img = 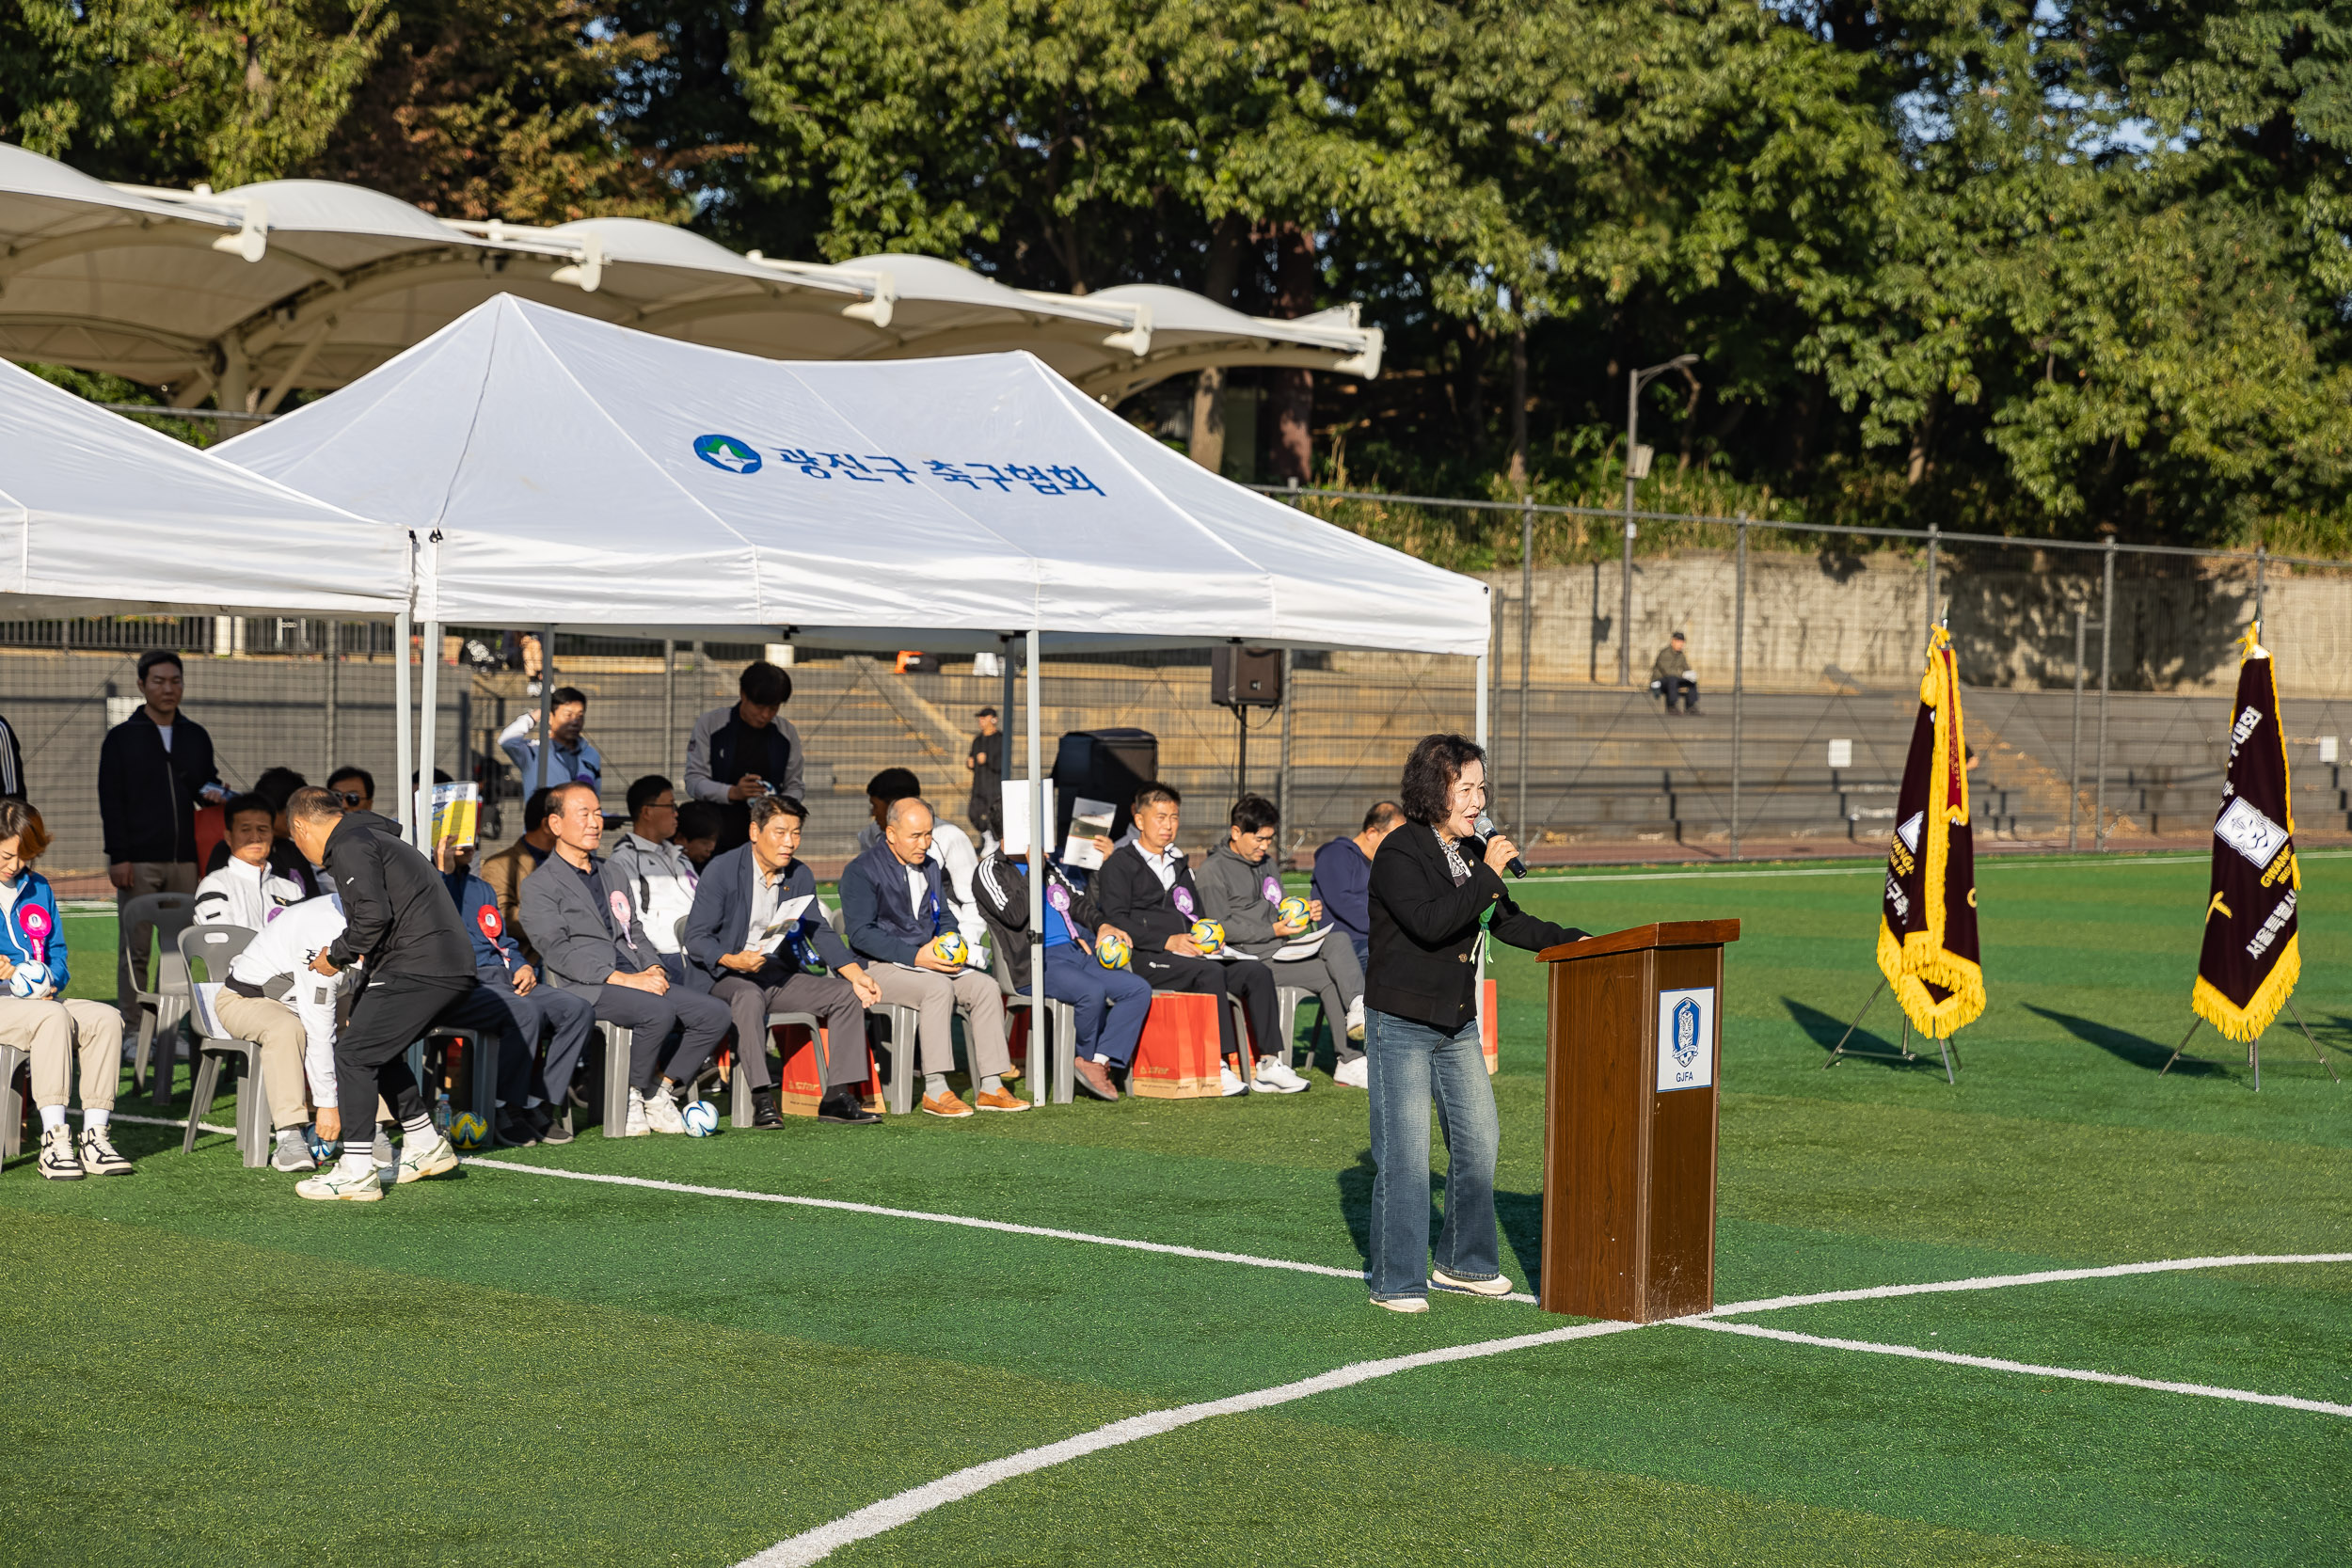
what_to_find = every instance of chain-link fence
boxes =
[11,492,2351,890]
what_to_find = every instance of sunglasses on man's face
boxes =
[334,791,366,807]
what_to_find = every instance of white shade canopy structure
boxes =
[0,142,1383,412]
[0,353,408,617]
[215,294,1484,657]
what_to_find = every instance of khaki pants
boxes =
[213,992,313,1132]
[0,995,124,1110]
[118,861,199,1024]
[869,964,1011,1079]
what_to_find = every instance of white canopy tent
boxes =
[216,295,1489,1101]
[0,142,1382,410]
[0,353,409,618]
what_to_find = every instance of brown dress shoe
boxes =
[1071,1057,1120,1101]
[973,1085,1029,1113]
[920,1088,974,1118]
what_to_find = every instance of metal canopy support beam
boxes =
[1025,624,1045,1106]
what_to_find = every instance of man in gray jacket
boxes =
[522,783,733,1135]
[1196,794,1362,1086]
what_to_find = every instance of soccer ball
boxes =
[682,1100,720,1137]
[1276,895,1311,927]
[446,1111,490,1150]
[1189,920,1226,956]
[931,931,970,967]
[1096,934,1132,970]
[5,961,51,999]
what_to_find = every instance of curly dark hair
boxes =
[1399,734,1486,827]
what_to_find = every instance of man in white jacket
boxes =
[193,794,310,931]
[196,895,358,1172]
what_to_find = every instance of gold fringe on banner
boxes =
[1877,626,1986,1039]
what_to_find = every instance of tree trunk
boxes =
[1268,222,1317,483]
[1508,325,1529,497]
[1189,218,1248,473]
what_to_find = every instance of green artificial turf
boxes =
[2,855,2345,1567]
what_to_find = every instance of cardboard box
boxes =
[1129,991,1223,1099]
[766,1023,883,1117]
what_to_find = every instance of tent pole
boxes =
[999,633,1015,846]
[419,620,441,846]
[538,623,557,795]
[395,608,415,842]
[662,639,676,770]
[1025,625,1045,1106]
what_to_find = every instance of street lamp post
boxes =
[1619,354,1698,685]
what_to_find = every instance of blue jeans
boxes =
[1365,1006,1502,1301]
[1023,943,1153,1068]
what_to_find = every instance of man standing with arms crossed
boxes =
[99,650,228,1026]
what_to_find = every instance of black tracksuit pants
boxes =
[1133,949,1278,1062]
[335,973,520,1131]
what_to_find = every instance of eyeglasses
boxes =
[333,791,366,807]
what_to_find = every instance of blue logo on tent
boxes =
[693,434,761,474]
[1670,998,1702,1068]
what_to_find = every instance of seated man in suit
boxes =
[837,796,1024,1118]
[684,792,882,1127]
[1091,783,1296,1097]
[521,783,732,1136]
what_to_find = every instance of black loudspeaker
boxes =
[1050,728,1159,844]
[1212,645,1284,708]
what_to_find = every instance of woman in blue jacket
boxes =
[0,800,132,1180]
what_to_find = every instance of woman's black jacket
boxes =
[1366,820,1582,1033]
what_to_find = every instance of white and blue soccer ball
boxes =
[6,961,53,999]
[682,1100,720,1137]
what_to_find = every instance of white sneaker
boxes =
[394,1133,460,1184]
[643,1084,688,1135]
[1345,996,1366,1041]
[623,1087,650,1136]
[1371,1295,1428,1314]
[1331,1055,1369,1089]
[78,1126,135,1177]
[1218,1065,1249,1098]
[297,1160,384,1202]
[271,1130,317,1173]
[1251,1056,1309,1094]
[36,1125,83,1180]
[1429,1267,1514,1297]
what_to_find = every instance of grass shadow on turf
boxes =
[2023,1004,2222,1076]
[1780,997,1948,1074]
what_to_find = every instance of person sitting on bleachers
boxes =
[1650,632,1699,713]
[1198,793,1365,1083]
[195,792,313,929]
[858,768,985,959]
[1092,783,1298,1096]
[684,793,883,1127]
[442,844,595,1145]
[479,785,559,964]
[603,774,702,989]
[0,800,133,1180]
[838,795,1025,1117]
[974,843,1152,1101]
[522,782,733,1136]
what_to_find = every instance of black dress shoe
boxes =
[495,1112,540,1148]
[750,1085,787,1130]
[816,1088,882,1124]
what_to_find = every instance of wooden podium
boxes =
[1536,919,1740,1323]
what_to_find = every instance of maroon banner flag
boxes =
[2193,630,2299,1041]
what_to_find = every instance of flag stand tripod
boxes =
[1821,977,1957,1085]
[2161,1002,2342,1093]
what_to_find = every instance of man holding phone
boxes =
[684,659,804,852]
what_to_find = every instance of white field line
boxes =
[723,1245,2352,1566]
[110,1112,236,1136]
[1680,1318,2352,1418]
[737,1319,1643,1568]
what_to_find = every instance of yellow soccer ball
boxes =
[446,1111,490,1151]
[1276,895,1311,927]
[931,931,970,967]
[1189,919,1226,956]
[1096,934,1132,970]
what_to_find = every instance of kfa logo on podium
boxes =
[1655,987,1716,1092]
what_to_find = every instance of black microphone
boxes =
[1474,811,1527,879]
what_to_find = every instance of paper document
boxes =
[755,895,817,955]
[999,779,1057,857]
[429,781,481,852]
[1268,927,1330,961]
[1059,797,1117,870]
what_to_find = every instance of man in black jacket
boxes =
[284,787,526,1202]
[1091,783,1293,1096]
[99,651,227,1022]
[683,659,805,852]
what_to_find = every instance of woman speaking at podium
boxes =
[1363,734,1582,1312]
